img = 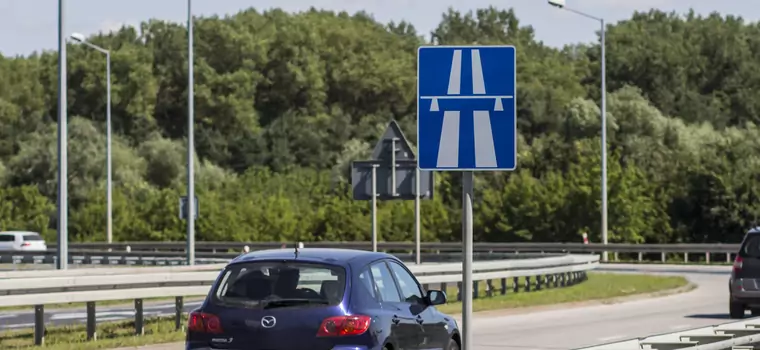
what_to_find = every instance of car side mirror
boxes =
[427,290,447,305]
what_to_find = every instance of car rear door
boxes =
[387,260,448,350]
[369,260,421,350]
[736,233,760,287]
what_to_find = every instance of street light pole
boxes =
[186,0,196,266]
[70,33,113,244]
[106,51,112,245]
[56,0,69,270]
[57,0,69,270]
[548,0,608,262]
[600,18,608,263]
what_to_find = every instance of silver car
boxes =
[0,231,48,252]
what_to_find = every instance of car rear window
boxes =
[22,234,43,241]
[741,234,760,258]
[212,261,346,308]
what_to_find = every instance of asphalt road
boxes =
[478,264,733,349]
[0,264,737,350]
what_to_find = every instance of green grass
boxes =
[0,316,187,350]
[0,272,689,350]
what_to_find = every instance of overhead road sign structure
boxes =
[351,121,433,201]
[351,160,433,201]
[350,120,434,260]
[417,45,517,171]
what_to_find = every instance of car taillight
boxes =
[316,315,371,337]
[734,256,744,273]
[188,312,223,334]
[21,242,31,247]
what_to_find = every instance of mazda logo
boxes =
[261,316,276,328]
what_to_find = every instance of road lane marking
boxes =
[0,322,34,329]
[50,311,136,320]
[145,301,202,310]
[597,335,627,342]
[98,316,127,322]
[670,324,692,330]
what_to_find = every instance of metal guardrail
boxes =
[39,241,742,264]
[43,241,741,252]
[575,318,760,350]
[0,250,562,268]
[0,254,599,345]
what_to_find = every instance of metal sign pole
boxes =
[415,167,421,264]
[371,165,378,252]
[462,171,474,350]
[391,139,397,196]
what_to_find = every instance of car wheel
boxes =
[447,337,460,350]
[730,299,745,319]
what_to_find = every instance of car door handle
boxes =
[392,316,400,324]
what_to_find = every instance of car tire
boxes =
[447,338,460,350]
[730,299,745,319]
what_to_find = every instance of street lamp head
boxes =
[70,32,86,42]
[548,0,565,8]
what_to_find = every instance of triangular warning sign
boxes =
[370,120,416,161]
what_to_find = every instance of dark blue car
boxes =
[186,248,461,350]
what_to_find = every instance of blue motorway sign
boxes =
[417,45,517,171]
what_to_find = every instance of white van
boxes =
[0,231,48,252]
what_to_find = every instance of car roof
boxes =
[229,248,394,268]
[0,231,38,235]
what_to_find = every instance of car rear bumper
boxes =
[730,278,760,306]
[186,343,374,350]
[0,248,47,252]
[15,247,48,252]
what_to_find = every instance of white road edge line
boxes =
[1,322,35,329]
[670,324,692,330]
[597,335,627,342]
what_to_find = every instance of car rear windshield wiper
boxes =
[263,299,329,309]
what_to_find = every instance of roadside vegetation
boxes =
[0,6,759,246]
[0,273,689,349]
